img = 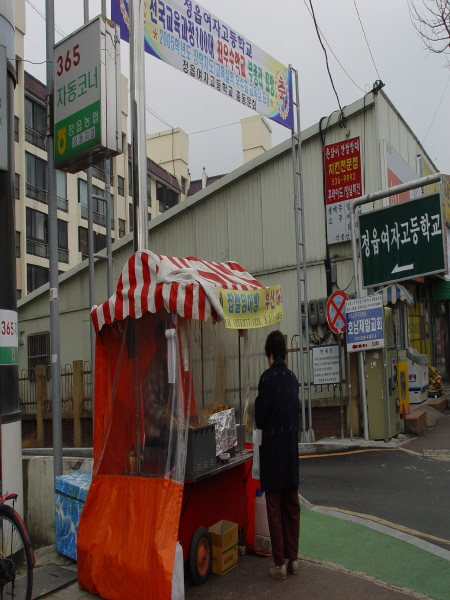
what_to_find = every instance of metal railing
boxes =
[26,238,69,263]
[26,183,47,205]
[25,125,47,151]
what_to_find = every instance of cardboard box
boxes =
[209,520,238,576]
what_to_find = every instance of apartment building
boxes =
[14,68,189,299]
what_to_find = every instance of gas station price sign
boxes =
[346,295,384,353]
[54,16,122,173]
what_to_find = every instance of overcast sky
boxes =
[23,0,450,181]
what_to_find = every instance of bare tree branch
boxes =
[408,0,450,55]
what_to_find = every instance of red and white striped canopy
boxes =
[91,250,266,332]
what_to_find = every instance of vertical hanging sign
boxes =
[54,16,122,173]
[111,0,293,130]
[324,136,363,244]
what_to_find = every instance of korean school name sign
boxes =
[324,136,363,245]
[112,0,294,130]
[359,192,446,287]
[217,285,283,329]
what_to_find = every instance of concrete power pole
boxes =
[0,0,24,517]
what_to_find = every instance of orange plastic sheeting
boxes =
[78,475,183,600]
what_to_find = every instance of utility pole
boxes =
[45,0,63,476]
[0,1,24,517]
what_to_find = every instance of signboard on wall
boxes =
[112,0,293,130]
[324,136,362,244]
[312,344,340,385]
[346,295,384,353]
[382,140,422,205]
[359,193,445,287]
[54,16,122,173]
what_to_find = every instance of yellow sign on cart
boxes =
[217,285,283,329]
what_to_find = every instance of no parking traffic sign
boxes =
[326,291,348,333]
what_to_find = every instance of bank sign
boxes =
[112,0,293,130]
[54,16,122,173]
[359,193,445,288]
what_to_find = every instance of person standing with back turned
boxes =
[255,330,300,580]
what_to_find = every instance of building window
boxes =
[119,218,126,238]
[56,170,68,212]
[157,182,179,213]
[129,203,134,232]
[14,173,20,199]
[79,180,114,229]
[14,116,19,142]
[79,226,88,258]
[118,176,125,196]
[147,172,152,206]
[27,331,50,372]
[181,176,187,195]
[128,160,133,196]
[27,264,49,294]
[78,227,109,257]
[57,219,69,263]
[24,97,46,150]
[26,207,48,258]
[15,231,20,258]
[92,160,114,185]
[26,152,47,204]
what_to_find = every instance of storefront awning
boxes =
[376,283,414,306]
[432,279,450,301]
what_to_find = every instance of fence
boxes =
[19,360,92,447]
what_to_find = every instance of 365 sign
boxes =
[54,16,122,173]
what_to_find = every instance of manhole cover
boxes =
[423,449,450,457]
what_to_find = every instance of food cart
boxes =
[77,250,283,599]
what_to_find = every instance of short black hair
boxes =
[265,330,286,360]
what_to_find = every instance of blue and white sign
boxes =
[346,295,384,353]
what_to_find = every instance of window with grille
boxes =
[27,331,50,372]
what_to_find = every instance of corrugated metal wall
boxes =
[18,91,438,392]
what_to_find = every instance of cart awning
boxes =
[91,250,267,332]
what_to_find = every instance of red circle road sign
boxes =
[327,291,348,333]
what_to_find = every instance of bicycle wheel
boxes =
[0,505,33,600]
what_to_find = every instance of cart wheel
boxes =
[189,526,211,585]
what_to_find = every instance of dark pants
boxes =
[265,486,300,566]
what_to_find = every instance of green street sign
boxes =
[359,192,446,287]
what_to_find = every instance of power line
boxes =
[302,0,365,94]
[189,122,240,135]
[353,0,381,80]
[307,0,344,114]
[26,0,67,39]
[423,70,450,142]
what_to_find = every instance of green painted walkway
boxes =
[300,507,450,600]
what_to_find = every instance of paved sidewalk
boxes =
[35,403,450,600]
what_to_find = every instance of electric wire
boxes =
[302,0,365,94]
[26,0,67,39]
[353,0,381,80]
[307,0,344,114]
[423,69,450,142]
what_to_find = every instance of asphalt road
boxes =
[298,448,450,551]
